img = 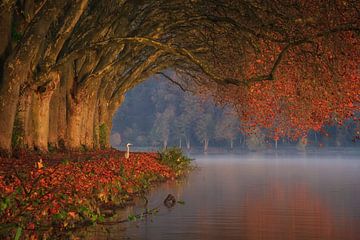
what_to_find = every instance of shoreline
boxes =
[0,149,191,239]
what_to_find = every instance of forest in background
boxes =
[111,76,359,152]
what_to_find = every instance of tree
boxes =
[215,108,239,150]
[195,102,217,152]
[175,93,203,150]
[150,106,176,149]
[245,127,266,151]
[0,0,358,155]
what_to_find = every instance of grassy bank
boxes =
[0,148,192,239]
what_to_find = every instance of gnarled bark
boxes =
[0,0,68,153]
[31,72,60,151]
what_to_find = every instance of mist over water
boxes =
[97,148,360,240]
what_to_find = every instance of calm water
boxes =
[88,148,360,240]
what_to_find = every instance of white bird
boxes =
[125,143,132,159]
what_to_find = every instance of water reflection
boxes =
[242,183,356,240]
[90,149,360,240]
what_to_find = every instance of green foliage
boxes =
[14,227,22,240]
[177,200,185,205]
[0,197,11,213]
[99,123,108,149]
[127,214,137,222]
[157,147,192,176]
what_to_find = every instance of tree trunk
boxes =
[57,83,67,149]
[31,72,60,152]
[0,0,68,154]
[67,101,83,150]
[0,4,12,57]
[81,96,97,149]
[14,87,33,150]
[93,100,100,150]
[186,137,191,150]
[230,138,234,150]
[98,99,111,149]
[31,94,50,152]
[48,88,60,149]
[204,138,209,153]
[163,139,168,149]
[97,93,125,149]
[0,67,22,154]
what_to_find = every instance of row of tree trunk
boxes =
[0,0,171,155]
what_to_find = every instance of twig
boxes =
[97,206,160,226]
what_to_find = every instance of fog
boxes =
[90,148,360,240]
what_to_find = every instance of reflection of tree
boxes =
[242,183,357,240]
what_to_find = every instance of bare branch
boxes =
[156,72,188,92]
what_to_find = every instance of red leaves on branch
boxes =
[209,30,360,140]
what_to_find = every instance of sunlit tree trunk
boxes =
[98,99,111,149]
[15,88,33,150]
[48,88,60,149]
[31,72,60,152]
[104,94,125,149]
[81,96,97,149]
[67,101,83,150]
[0,62,24,153]
[57,84,68,149]
[93,103,100,150]
[0,0,67,154]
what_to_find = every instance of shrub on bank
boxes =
[0,150,185,239]
[157,147,193,177]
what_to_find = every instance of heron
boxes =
[125,143,132,159]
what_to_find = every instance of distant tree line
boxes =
[112,77,359,151]
[112,76,242,152]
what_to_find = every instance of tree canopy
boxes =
[0,0,359,154]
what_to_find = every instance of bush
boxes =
[157,147,192,177]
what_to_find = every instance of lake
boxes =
[87,148,360,240]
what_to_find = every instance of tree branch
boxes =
[156,72,188,92]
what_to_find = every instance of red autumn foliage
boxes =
[205,29,360,140]
[0,150,175,238]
